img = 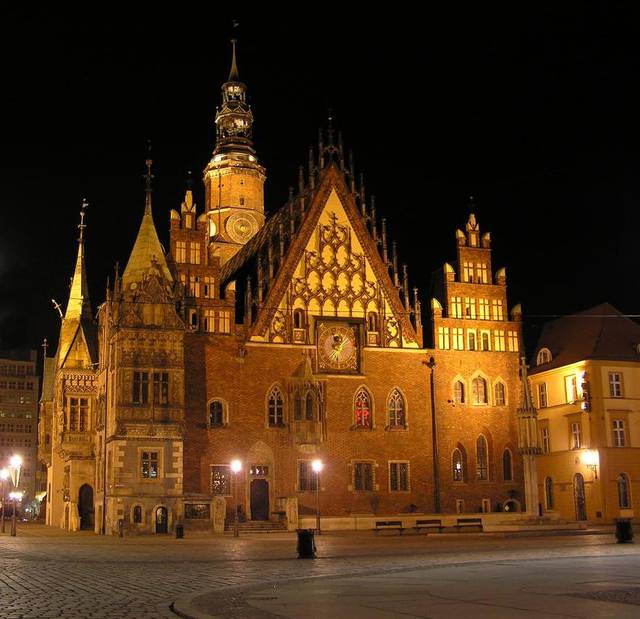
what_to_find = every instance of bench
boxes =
[414,519,443,533]
[374,520,404,534]
[455,517,483,531]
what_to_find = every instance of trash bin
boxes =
[175,524,184,539]
[296,528,316,559]
[615,518,633,543]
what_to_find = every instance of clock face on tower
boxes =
[226,212,258,244]
[316,321,361,374]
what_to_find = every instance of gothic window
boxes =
[367,311,378,332]
[613,419,626,447]
[353,461,374,491]
[132,505,142,524]
[545,477,554,510]
[536,348,552,365]
[293,308,305,329]
[480,331,490,351]
[389,461,409,492]
[618,473,631,508]
[210,465,232,495]
[472,377,488,405]
[502,449,513,481]
[494,382,506,406]
[298,461,318,492]
[454,381,465,405]
[467,330,477,351]
[294,395,302,421]
[267,386,285,427]
[354,388,372,428]
[133,372,149,404]
[68,397,89,432]
[452,449,464,481]
[305,392,315,421]
[153,372,169,405]
[476,436,488,481]
[387,389,405,428]
[141,451,159,479]
[209,400,225,427]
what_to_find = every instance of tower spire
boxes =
[144,141,153,215]
[228,38,240,81]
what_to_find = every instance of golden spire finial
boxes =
[228,38,240,81]
[144,140,153,214]
[78,198,88,243]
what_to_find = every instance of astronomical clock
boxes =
[226,211,259,244]
[316,320,361,374]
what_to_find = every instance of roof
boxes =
[529,302,640,373]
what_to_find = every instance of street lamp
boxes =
[0,468,9,533]
[583,449,599,480]
[230,459,242,538]
[8,455,22,537]
[312,459,323,535]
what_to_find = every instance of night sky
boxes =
[1,7,637,359]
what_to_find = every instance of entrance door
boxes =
[155,507,168,533]
[573,473,587,521]
[78,484,94,530]
[250,479,269,520]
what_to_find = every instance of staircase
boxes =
[224,520,288,533]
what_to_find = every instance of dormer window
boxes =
[536,348,552,366]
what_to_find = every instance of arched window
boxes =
[472,377,488,405]
[209,400,225,427]
[454,381,465,405]
[476,435,488,480]
[133,505,142,524]
[618,473,631,508]
[481,332,490,351]
[354,388,372,428]
[387,389,405,427]
[452,449,464,482]
[545,477,554,510]
[502,449,513,481]
[293,308,305,330]
[494,382,506,406]
[305,392,315,421]
[536,347,552,366]
[367,312,378,332]
[468,331,476,351]
[267,386,285,427]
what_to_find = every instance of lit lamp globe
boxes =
[9,455,22,469]
[312,460,323,474]
[230,460,242,474]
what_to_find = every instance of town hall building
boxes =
[39,42,531,534]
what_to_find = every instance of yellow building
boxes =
[529,303,640,523]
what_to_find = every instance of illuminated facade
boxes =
[40,42,531,534]
[529,303,640,523]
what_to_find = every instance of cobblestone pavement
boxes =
[0,524,637,618]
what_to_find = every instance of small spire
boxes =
[468,195,476,214]
[381,218,388,263]
[78,199,88,243]
[327,111,334,147]
[144,141,153,215]
[371,196,378,240]
[519,356,535,411]
[42,337,48,360]
[228,38,240,81]
[186,170,193,191]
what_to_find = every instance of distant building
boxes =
[529,303,640,523]
[0,349,39,502]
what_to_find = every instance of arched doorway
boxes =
[78,484,94,530]
[250,479,269,520]
[573,473,587,521]
[155,506,168,534]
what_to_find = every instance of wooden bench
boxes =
[455,517,483,531]
[374,520,404,534]
[414,519,443,533]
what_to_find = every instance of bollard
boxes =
[175,523,184,539]
[296,528,316,559]
[615,518,633,543]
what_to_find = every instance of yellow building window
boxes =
[494,330,506,351]
[452,328,464,350]
[492,299,504,320]
[437,327,450,350]
[203,309,216,333]
[189,242,201,264]
[203,276,216,299]
[478,299,490,320]
[462,261,474,283]
[507,331,519,352]
[176,241,187,263]
[464,298,476,319]
[475,263,488,284]
[219,311,231,334]
[450,296,462,318]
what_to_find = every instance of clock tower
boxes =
[204,39,266,265]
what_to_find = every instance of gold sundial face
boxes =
[317,321,359,373]
[226,212,258,244]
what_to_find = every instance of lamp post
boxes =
[8,455,22,537]
[0,468,9,533]
[312,459,323,535]
[230,459,242,538]
[424,357,441,513]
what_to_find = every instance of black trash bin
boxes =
[297,528,316,559]
[175,524,184,539]
[615,519,633,543]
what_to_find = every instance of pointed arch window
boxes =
[354,388,372,429]
[132,505,142,524]
[267,386,285,427]
[452,449,464,482]
[387,389,405,428]
[536,348,552,366]
[494,382,506,406]
[545,477,554,510]
[618,473,631,508]
[208,400,225,427]
[454,381,465,405]
[305,392,315,421]
[476,435,489,480]
[472,377,488,405]
[367,312,378,332]
[502,448,513,481]
[293,308,305,330]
